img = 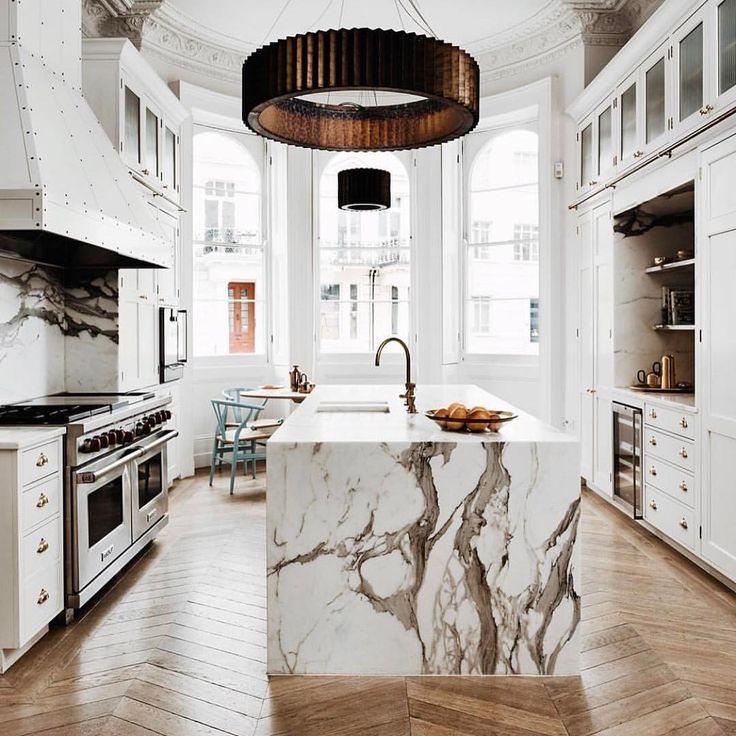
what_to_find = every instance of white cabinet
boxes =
[699,132,736,581]
[576,97,616,193]
[577,200,614,495]
[0,431,65,673]
[642,42,671,152]
[119,299,158,392]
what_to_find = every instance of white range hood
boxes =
[0,0,170,269]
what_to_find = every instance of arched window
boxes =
[465,127,539,356]
[192,128,265,357]
[317,151,411,353]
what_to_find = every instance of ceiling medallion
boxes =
[242,28,480,151]
[338,168,391,211]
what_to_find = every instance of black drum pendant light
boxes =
[338,168,391,211]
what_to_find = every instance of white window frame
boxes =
[191,121,270,368]
[461,113,540,367]
[312,150,414,363]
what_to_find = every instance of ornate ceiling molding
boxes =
[82,0,662,90]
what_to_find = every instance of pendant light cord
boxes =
[260,0,294,45]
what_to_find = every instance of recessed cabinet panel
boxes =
[163,127,176,191]
[645,57,666,144]
[598,106,613,175]
[679,22,704,121]
[580,122,593,188]
[620,83,638,161]
[124,86,141,165]
[719,0,736,96]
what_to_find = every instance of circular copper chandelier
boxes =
[338,168,391,211]
[242,28,480,151]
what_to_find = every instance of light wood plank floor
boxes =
[0,470,735,736]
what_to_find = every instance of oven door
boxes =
[132,429,178,541]
[73,449,139,592]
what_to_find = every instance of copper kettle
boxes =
[660,354,676,389]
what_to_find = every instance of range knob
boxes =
[152,412,162,425]
[142,421,152,435]
[99,434,109,449]
[123,430,134,444]
[134,423,144,438]
[80,438,94,453]
[106,430,117,446]
[114,429,125,444]
[89,436,101,452]
[164,409,172,420]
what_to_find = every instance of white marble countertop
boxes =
[612,387,697,413]
[0,427,65,450]
[269,384,575,444]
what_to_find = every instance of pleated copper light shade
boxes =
[242,28,480,151]
[338,168,391,211]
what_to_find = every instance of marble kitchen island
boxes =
[266,385,580,676]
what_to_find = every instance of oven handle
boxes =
[138,429,179,456]
[75,448,145,484]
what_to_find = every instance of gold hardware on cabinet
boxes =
[679,481,688,492]
[679,518,689,530]
[679,447,688,459]
[633,150,644,158]
[35,452,48,467]
[649,436,657,446]
[142,168,150,175]
[680,417,688,429]
[36,494,49,508]
[649,466,657,476]
[37,538,49,554]
[649,500,657,510]
[588,180,598,186]
[649,409,657,419]
[37,589,49,605]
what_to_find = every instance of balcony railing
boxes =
[320,238,410,267]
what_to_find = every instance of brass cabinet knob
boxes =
[36,538,49,554]
[142,168,150,175]
[679,417,688,429]
[633,150,644,158]
[679,518,689,530]
[679,481,688,493]
[650,409,657,419]
[36,493,49,508]
[35,452,49,467]
[37,589,49,605]
[588,180,598,186]
[680,447,688,459]
[649,500,658,510]
[649,436,657,446]
[649,466,657,476]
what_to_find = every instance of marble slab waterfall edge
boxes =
[267,386,581,676]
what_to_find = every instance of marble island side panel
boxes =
[267,437,580,676]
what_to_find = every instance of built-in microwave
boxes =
[159,308,188,383]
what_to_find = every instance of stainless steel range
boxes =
[0,393,178,617]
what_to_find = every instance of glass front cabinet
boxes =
[576,96,616,193]
[673,7,710,134]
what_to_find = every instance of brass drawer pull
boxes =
[37,589,49,605]
[649,436,657,446]
[36,493,49,508]
[679,518,689,530]
[649,500,657,510]
[649,466,657,476]
[633,150,644,158]
[35,452,49,467]
[679,447,689,459]
[680,417,688,429]
[679,481,688,493]
[37,538,49,554]
[649,409,657,419]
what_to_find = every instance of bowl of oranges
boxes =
[425,403,517,433]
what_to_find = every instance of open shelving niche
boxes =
[612,182,696,392]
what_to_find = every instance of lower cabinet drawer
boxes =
[22,516,61,580]
[21,563,62,645]
[22,475,61,533]
[644,428,695,472]
[21,439,60,487]
[644,486,696,551]
[643,456,695,509]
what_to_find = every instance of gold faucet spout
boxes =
[375,337,417,414]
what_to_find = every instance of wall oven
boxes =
[159,307,187,383]
[612,402,643,518]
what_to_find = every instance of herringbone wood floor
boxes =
[0,470,735,736]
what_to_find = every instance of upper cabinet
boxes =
[570,0,736,199]
[82,39,187,205]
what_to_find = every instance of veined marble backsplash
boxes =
[0,258,118,402]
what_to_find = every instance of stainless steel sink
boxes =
[316,401,390,413]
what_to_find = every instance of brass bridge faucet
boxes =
[375,337,417,414]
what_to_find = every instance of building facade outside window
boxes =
[464,125,539,357]
[192,128,265,358]
[317,151,411,354]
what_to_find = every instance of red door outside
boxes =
[228,281,255,353]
